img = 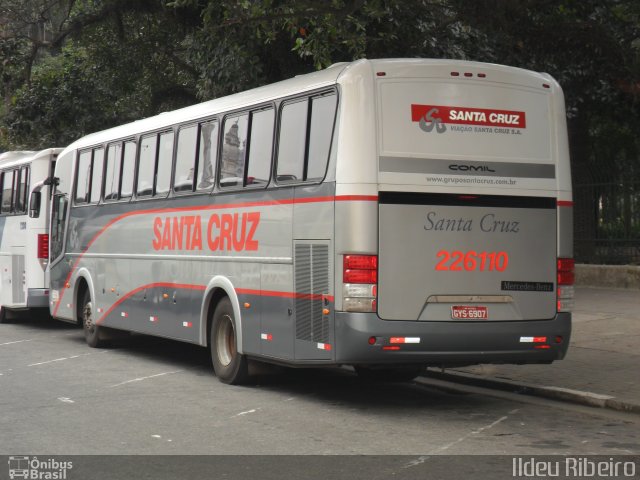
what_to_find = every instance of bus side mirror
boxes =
[29,191,41,218]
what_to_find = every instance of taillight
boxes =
[557,258,574,312]
[37,234,49,259]
[343,255,377,313]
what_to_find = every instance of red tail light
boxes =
[343,255,378,312]
[37,234,49,259]
[557,258,575,312]
[557,258,575,285]
[343,255,378,284]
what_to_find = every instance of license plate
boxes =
[451,306,488,319]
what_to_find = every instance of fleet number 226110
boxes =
[435,250,509,272]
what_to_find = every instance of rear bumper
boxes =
[334,312,571,366]
[26,288,49,308]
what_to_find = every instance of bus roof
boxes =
[61,61,350,154]
[59,58,557,155]
[0,148,63,169]
[0,151,36,164]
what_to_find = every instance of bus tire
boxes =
[210,297,249,385]
[0,305,7,324]
[354,365,423,383]
[81,289,106,348]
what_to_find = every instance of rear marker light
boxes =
[261,333,273,341]
[150,316,158,323]
[121,312,129,318]
[555,336,563,344]
[317,343,332,351]
[535,345,551,350]
[520,336,547,343]
[368,336,377,345]
[390,337,421,344]
[37,234,49,259]
[543,83,551,89]
[376,72,386,77]
[478,73,486,78]
[383,346,401,351]
[182,321,192,328]
[464,72,473,77]
[451,72,460,76]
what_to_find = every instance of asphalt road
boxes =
[0,314,638,457]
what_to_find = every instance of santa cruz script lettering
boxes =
[152,212,260,251]
[424,211,520,233]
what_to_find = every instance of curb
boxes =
[422,370,640,415]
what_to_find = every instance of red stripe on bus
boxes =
[236,288,334,302]
[53,194,374,316]
[93,283,332,325]
[557,200,574,207]
[95,282,205,325]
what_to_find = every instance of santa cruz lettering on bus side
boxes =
[152,211,260,252]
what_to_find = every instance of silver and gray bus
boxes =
[48,59,573,384]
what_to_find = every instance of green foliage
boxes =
[1,0,639,181]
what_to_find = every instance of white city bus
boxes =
[0,148,61,322]
[48,59,573,384]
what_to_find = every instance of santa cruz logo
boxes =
[419,107,447,133]
[411,104,526,133]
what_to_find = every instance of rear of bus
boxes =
[333,59,573,368]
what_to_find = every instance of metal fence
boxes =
[573,179,640,265]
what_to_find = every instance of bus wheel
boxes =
[210,297,248,385]
[354,366,424,383]
[81,290,105,348]
[0,305,7,323]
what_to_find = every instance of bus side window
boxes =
[196,121,217,191]
[16,166,29,213]
[220,114,248,188]
[120,141,136,200]
[90,148,104,204]
[307,93,337,181]
[1,170,14,214]
[104,143,122,201]
[276,100,307,183]
[156,131,174,196]
[246,108,274,187]
[75,150,92,205]
[174,125,198,193]
[137,134,157,198]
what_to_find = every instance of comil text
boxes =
[152,212,260,251]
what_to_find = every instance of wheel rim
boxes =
[83,301,94,334]
[216,313,236,367]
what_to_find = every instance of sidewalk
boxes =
[426,287,640,413]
